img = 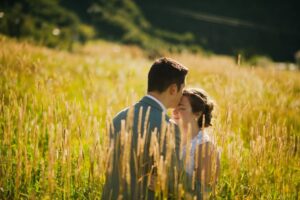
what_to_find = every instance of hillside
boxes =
[136,0,300,61]
[0,35,299,198]
[1,0,299,61]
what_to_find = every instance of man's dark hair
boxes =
[147,57,188,93]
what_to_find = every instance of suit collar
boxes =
[140,95,166,112]
[140,96,171,122]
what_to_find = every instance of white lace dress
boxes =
[182,130,211,176]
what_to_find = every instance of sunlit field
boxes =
[0,35,299,199]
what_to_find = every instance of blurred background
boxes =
[0,0,300,63]
[1,1,300,199]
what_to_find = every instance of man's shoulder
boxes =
[112,102,142,124]
[112,101,142,119]
[113,107,129,121]
[113,99,163,117]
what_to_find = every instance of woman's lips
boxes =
[173,117,180,122]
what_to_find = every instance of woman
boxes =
[173,88,220,198]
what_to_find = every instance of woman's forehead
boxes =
[179,96,190,106]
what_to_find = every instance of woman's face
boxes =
[173,95,197,129]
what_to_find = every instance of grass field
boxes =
[0,35,299,199]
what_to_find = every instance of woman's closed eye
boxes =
[178,107,185,111]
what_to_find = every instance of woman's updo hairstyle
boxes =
[183,88,214,128]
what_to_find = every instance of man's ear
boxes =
[169,83,178,95]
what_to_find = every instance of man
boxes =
[102,57,188,199]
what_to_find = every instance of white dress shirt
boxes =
[145,94,167,113]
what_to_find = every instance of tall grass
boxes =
[0,35,299,199]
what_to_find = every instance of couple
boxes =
[102,57,219,199]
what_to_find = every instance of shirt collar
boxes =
[145,94,167,113]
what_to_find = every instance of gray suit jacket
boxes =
[102,96,181,199]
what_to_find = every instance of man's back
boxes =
[102,96,180,199]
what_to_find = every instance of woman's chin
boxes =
[172,118,180,124]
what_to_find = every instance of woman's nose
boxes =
[173,108,178,115]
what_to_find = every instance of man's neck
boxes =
[147,92,169,109]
